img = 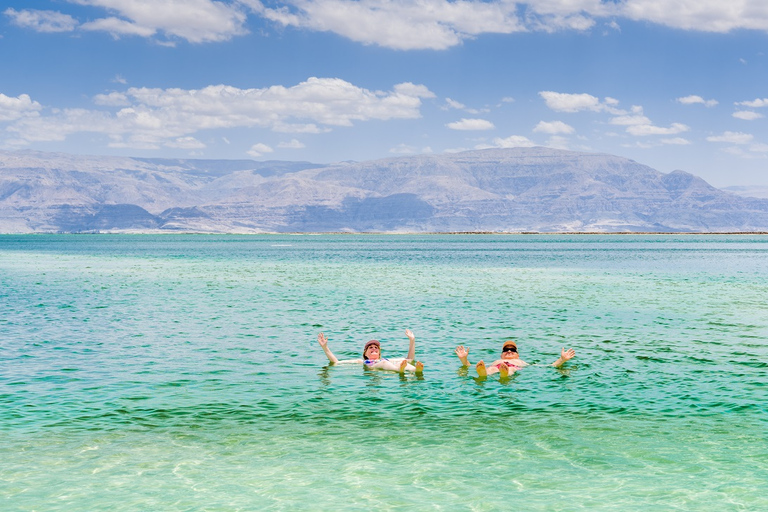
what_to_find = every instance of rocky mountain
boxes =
[2,147,767,233]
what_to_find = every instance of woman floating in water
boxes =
[318,329,424,374]
[455,340,575,377]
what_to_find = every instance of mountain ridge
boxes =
[2,147,768,233]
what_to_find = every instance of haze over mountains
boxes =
[2,147,768,233]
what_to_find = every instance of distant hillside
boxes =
[2,147,768,233]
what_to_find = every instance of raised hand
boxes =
[317,332,328,347]
[561,347,575,361]
[405,329,415,341]
[455,345,469,359]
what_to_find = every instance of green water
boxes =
[1,235,767,510]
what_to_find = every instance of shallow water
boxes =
[1,234,767,510]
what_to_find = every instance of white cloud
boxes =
[446,118,495,130]
[444,98,466,110]
[165,136,206,149]
[6,78,434,149]
[10,1,768,51]
[489,135,537,148]
[4,8,78,32]
[0,93,43,122]
[661,137,691,145]
[72,0,249,43]
[81,17,157,38]
[621,0,768,33]
[277,138,305,148]
[626,122,689,136]
[707,131,754,144]
[610,114,652,126]
[737,98,768,108]
[676,95,718,107]
[533,120,575,134]
[733,110,764,120]
[247,143,274,157]
[93,92,132,107]
[261,0,527,50]
[259,1,768,50]
[539,91,603,112]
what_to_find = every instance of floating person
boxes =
[454,340,575,378]
[317,329,424,374]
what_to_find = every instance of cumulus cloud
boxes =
[661,137,691,145]
[79,0,252,42]
[443,98,466,110]
[539,91,603,112]
[676,95,718,107]
[6,0,252,43]
[621,0,768,33]
[277,138,305,148]
[4,8,78,32]
[261,0,528,50]
[489,135,536,148]
[538,91,626,116]
[93,92,132,107]
[165,136,206,149]
[247,143,274,157]
[737,98,768,108]
[10,1,768,50]
[626,122,689,136]
[606,105,689,137]
[610,113,652,126]
[81,16,157,38]
[733,110,764,120]
[4,78,434,150]
[706,131,754,144]
[446,118,495,130]
[0,93,43,122]
[533,120,575,134]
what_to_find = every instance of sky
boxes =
[2,1,768,187]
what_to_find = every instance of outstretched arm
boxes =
[455,345,471,367]
[317,332,339,364]
[405,329,416,361]
[551,347,575,367]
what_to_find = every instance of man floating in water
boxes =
[318,329,424,375]
[455,340,575,377]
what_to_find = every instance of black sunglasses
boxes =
[502,346,517,353]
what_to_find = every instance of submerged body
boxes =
[318,329,423,374]
[456,340,574,378]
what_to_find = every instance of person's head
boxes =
[501,340,519,359]
[363,340,381,359]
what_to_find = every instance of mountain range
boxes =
[2,147,768,233]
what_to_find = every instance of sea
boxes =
[1,234,766,511]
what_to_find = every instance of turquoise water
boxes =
[1,234,767,510]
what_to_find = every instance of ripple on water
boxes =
[1,234,768,510]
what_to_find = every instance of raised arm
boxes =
[551,347,575,367]
[317,332,339,364]
[405,329,416,361]
[455,345,471,367]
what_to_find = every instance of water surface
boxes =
[1,235,767,510]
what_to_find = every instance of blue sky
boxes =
[2,1,768,187]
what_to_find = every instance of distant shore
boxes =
[4,231,768,236]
